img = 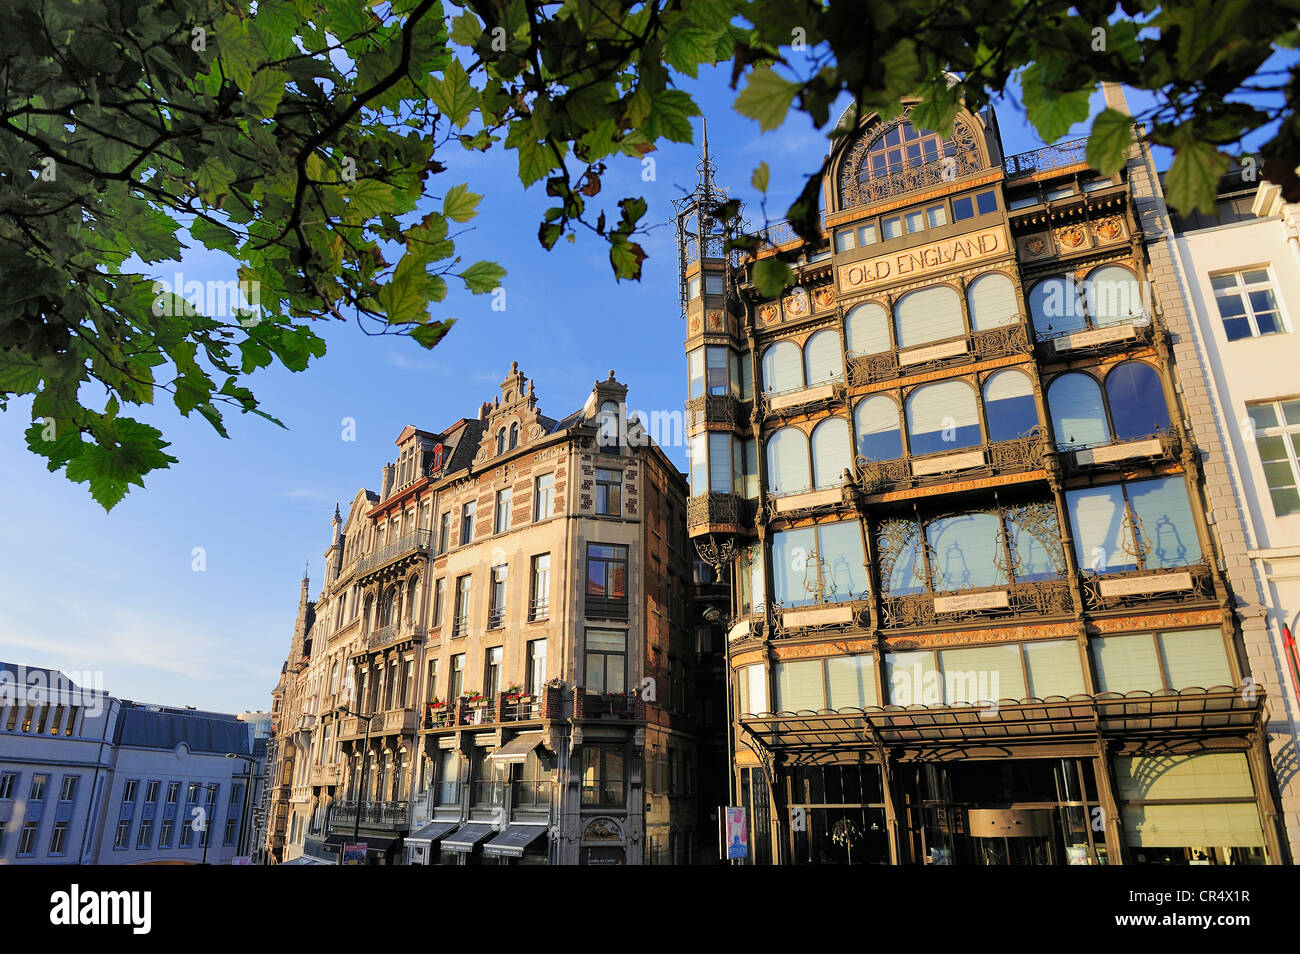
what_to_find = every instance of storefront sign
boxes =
[1098,572,1194,597]
[839,225,1008,293]
[1073,438,1162,466]
[342,843,367,865]
[725,807,748,860]
[933,590,1010,614]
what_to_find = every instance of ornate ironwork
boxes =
[847,352,900,386]
[687,492,753,530]
[876,517,927,597]
[1004,502,1068,577]
[1080,561,1216,612]
[687,393,746,428]
[1003,138,1089,178]
[839,108,984,209]
[695,533,738,574]
[879,579,1073,629]
[853,455,910,495]
[1060,426,1183,469]
[986,427,1049,473]
[758,379,846,421]
[971,320,1032,359]
[852,430,1047,498]
[1034,314,1156,349]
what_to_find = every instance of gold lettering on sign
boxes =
[839,225,1009,293]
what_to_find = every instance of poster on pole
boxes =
[342,843,367,865]
[724,807,748,859]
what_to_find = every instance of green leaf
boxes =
[449,11,482,47]
[1021,63,1093,144]
[1086,109,1134,176]
[643,89,700,144]
[752,257,793,297]
[190,217,241,254]
[1166,140,1230,215]
[609,237,648,280]
[458,261,506,294]
[0,350,42,393]
[429,59,478,129]
[664,27,715,78]
[243,68,290,119]
[442,183,482,223]
[734,67,799,132]
[751,161,770,193]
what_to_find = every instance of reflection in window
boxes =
[844,302,891,356]
[1048,373,1109,448]
[766,427,811,496]
[771,520,867,606]
[810,417,853,489]
[804,330,844,385]
[854,396,903,462]
[906,380,980,455]
[761,340,803,393]
[983,369,1038,441]
[1029,276,1085,337]
[894,285,964,349]
[926,512,1006,590]
[1106,361,1170,439]
[1067,476,1201,574]
[1085,265,1142,325]
[967,272,1019,331]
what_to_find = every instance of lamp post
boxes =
[225,752,258,860]
[336,707,376,865]
[200,782,219,865]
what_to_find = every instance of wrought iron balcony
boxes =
[329,799,409,830]
[848,323,1033,388]
[757,379,845,420]
[878,579,1074,629]
[687,393,750,430]
[1003,138,1089,179]
[1080,561,1216,612]
[1060,427,1182,475]
[853,430,1051,497]
[487,606,505,629]
[687,492,757,534]
[841,146,984,209]
[354,529,434,581]
[528,597,550,622]
[366,620,426,651]
[1035,315,1155,359]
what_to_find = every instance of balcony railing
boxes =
[366,621,426,650]
[487,606,505,629]
[1035,314,1155,357]
[576,692,637,719]
[330,799,409,830]
[847,322,1032,388]
[687,393,750,429]
[687,492,757,533]
[878,579,1074,629]
[451,614,469,638]
[853,430,1051,497]
[354,529,433,580]
[1080,562,1216,612]
[528,598,550,622]
[1003,138,1089,179]
[1060,427,1182,474]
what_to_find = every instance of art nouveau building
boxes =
[681,92,1290,865]
[265,366,703,864]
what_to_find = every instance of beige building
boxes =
[266,365,703,864]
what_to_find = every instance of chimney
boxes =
[380,462,394,500]
[1102,82,1131,117]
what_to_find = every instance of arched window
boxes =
[1048,373,1109,448]
[844,302,891,356]
[859,121,953,183]
[765,427,811,496]
[804,330,844,385]
[1106,361,1170,440]
[1086,265,1142,325]
[380,587,396,627]
[495,428,506,455]
[598,400,620,450]
[508,422,519,449]
[906,380,980,455]
[895,285,964,349]
[761,341,803,394]
[1028,276,1085,337]
[983,369,1038,442]
[967,272,1019,331]
[405,576,418,621]
[810,417,853,488]
[853,396,903,461]
[926,513,1007,590]
[363,594,375,633]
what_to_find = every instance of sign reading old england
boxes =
[838,224,1009,293]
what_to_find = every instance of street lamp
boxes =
[200,782,219,865]
[226,752,258,861]
[336,707,377,865]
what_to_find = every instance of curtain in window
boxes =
[1029,275,1085,337]
[886,651,940,706]
[810,417,853,488]
[688,434,707,496]
[967,272,1019,330]
[894,284,964,348]
[815,520,868,602]
[939,644,1026,703]
[1007,508,1064,581]
[925,512,1006,590]
[983,369,1038,441]
[1128,476,1201,569]
[906,380,980,455]
[772,527,817,606]
[844,302,891,355]
[775,660,825,712]
[884,519,926,595]
[1158,628,1232,689]
[1086,265,1142,325]
[804,329,844,385]
[1048,373,1110,448]
[706,347,730,395]
[761,341,803,393]
[1067,485,1138,573]
[1023,640,1086,697]
[1106,361,1170,440]
[766,427,811,496]
[1091,634,1163,692]
[826,656,876,709]
[738,664,768,714]
[708,432,733,494]
[853,395,903,461]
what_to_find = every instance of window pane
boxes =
[761,341,803,393]
[906,380,980,455]
[926,205,947,228]
[975,190,997,214]
[905,210,924,233]
[1086,265,1142,324]
[1048,373,1110,448]
[894,284,964,348]
[1029,276,1085,337]
[882,217,902,239]
[688,434,707,495]
[810,417,853,489]
[1023,640,1086,697]
[1106,361,1170,440]
[1067,485,1138,573]
[687,348,704,400]
[886,651,940,705]
[1092,634,1163,692]
[883,520,925,596]
[766,427,811,496]
[1159,628,1232,689]
[772,527,817,607]
[952,196,974,220]
[844,302,891,356]
[983,369,1038,442]
[1128,475,1202,569]
[854,396,903,461]
[775,660,824,712]
[826,656,876,709]
[706,347,730,395]
[939,644,1025,703]
[708,433,733,494]
[925,512,1006,590]
[816,520,868,602]
[804,330,844,385]
[967,272,1018,331]
[1007,507,1064,581]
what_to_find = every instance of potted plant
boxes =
[503,685,524,704]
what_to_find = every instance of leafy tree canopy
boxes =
[2,0,1296,507]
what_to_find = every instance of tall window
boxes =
[761,340,803,393]
[771,520,868,606]
[453,575,472,636]
[854,396,903,461]
[459,501,476,546]
[585,629,627,693]
[432,578,446,627]
[530,554,551,620]
[586,544,629,616]
[438,511,451,552]
[438,750,461,805]
[534,473,554,520]
[527,639,548,694]
[1067,476,1203,574]
[1212,268,1284,340]
[844,302,891,356]
[804,330,844,385]
[484,647,503,698]
[967,272,1019,331]
[1247,399,1300,516]
[906,380,981,454]
[894,284,964,348]
[449,654,465,699]
[766,427,811,496]
[581,745,626,807]
[595,469,622,516]
[488,564,508,628]
[983,369,1038,442]
[494,487,512,534]
[509,422,519,449]
[809,417,853,489]
[60,776,79,802]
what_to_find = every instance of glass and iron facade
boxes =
[679,103,1288,865]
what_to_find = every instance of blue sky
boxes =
[0,59,1279,712]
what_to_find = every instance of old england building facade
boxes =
[266,366,702,865]
[681,88,1294,865]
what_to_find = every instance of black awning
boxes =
[488,732,544,764]
[442,823,497,852]
[323,832,398,853]
[406,820,461,845]
[482,824,548,858]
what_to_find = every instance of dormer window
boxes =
[496,428,506,455]
[509,423,519,450]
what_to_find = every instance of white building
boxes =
[1169,173,1300,855]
